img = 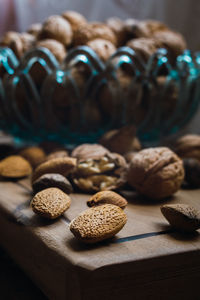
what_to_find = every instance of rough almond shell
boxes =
[0,155,32,178]
[161,204,200,232]
[32,157,77,183]
[87,191,127,209]
[31,187,71,219]
[70,204,127,243]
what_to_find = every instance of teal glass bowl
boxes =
[0,46,200,146]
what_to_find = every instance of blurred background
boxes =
[0,0,200,50]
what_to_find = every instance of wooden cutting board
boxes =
[0,178,200,300]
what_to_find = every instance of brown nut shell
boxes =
[71,144,110,161]
[161,204,200,232]
[19,146,46,168]
[100,125,141,155]
[87,191,127,209]
[62,10,87,32]
[174,134,200,160]
[37,39,67,62]
[38,15,72,46]
[31,187,71,219]
[0,155,32,178]
[32,157,77,183]
[0,31,23,58]
[69,204,127,243]
[86,38,116,62]
[127,147,184,199]
[32,173,73,194]
[27,23,42,37]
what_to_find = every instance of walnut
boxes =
[174,134,200,160]
[73,22,117,46]
[127,147,184,199]
[20,32,36,53]
[37,39,67,62]
[0,31,23,58]
[71,144,110,161]
[86,38,116,62]
[99,125,141,155]
[106,17,130,46]
[62,10,87,32]
[38,15,72,47]
[126,37,162,62]
[71,150,127,192]
[27,23,42,37]
[153,30,186,58]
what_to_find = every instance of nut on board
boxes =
[87,191,127,209]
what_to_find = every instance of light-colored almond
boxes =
[70,204,127,243]
[32,157,77,183]
[31,187,71,219]
[161,204,200,232]
[0,155,32,178]
[19,146,46,168]
[87,191,127,209]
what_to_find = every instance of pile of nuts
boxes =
[0,11,186,64]
[1,129,200,243]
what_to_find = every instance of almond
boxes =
[0,155,32,178]
[161,204,200,232]
[32,157,77,183]
[31,187,71,219]
[69,204,127,243]
[19,146,46,168]
[87,191,127,209]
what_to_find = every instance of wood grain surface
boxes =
[0,177,200,299]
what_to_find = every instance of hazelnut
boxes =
[37,39,67,62]
[99,125,141,155]
[174,134,200,160]
[73,22,117,46]
[127,147,184,199]
[62,10,87,32]
[86,38,116,62]
[38,15,73,47]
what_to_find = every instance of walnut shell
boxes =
[37,39,67,62]
[71,144,110,161]
[127,147,184,199]
[174,134,200,160]
[62,10,87,32]
[38,15,72,47]
[99,125,141,155]
[86,38,116,62]
[73,22,117,46]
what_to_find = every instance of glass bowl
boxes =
[0,45,200,146]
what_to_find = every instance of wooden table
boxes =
[0,178,200,300]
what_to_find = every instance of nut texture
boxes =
[127,147,184,199]
[38,15,72,46]
[71,144,110,161]
[19,146,46,168]
[62,10,87,32]
[100,125,141,155]
[174,134,200,160]
[32,173,73,194]
[31,187,71,219]
[69,204,127,243]
[161,204,200,232]
[0,155,32,178]
[87,191,127,209]
[37,39,67,62]
[86,39,116,62]
[32,157,77,183]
